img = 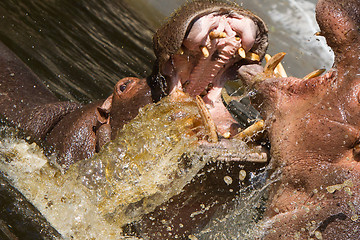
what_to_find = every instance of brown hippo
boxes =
[1,1,270,238]
[0,0,268,170]
[238,0,360,238]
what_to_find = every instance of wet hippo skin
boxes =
[0,40,152,168]
[239,0,360,238]
[0,41,80,140]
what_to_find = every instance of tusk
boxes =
[209,31,227,39]
[264,52,286,75]
[303,69,326,80]
[195,95,218,143]
[221,88,232,105]
[246,52,260,62]
[200,46,210,58]
[265,54,287,77]
[234,120,265,141]
[238,48,246,59]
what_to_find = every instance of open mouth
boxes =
[149,3,268,137]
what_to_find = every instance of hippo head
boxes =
[238,0,360,238]
[147,0,268,136]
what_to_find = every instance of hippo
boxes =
[237,0,360,238]
[0,0,269,238]
[0,0,268,170]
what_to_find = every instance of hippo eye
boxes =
[119,84,127,92]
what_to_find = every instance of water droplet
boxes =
[224,176,233,185]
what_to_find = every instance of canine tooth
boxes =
[200,46,210,58]
[238,48,246,58]
[209,31,227,39]
[195,96,218,143]
[265,54,287,77]
[264,52,286,75]
[303,69,326,80]
[235,120,265,141]
[246,52,260,62]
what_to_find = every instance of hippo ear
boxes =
[316,0,360,51]
[96,94,112,124]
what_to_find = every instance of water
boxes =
[0,0,334,239]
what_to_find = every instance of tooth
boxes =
[238,48,246,58]
[246,52,260,62]
[264,52,286,75]
[265,54,287,77]
[200,46,210,58]
[235,120,265,141]
[209,31,227,39]
[221,88,232,105]
[235,36,241,41]
[195,95,218,143]
[303,69,326,80]
[177,47,185,55]
[223,132,231,139]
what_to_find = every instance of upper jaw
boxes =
[164,12,261,98]
[160,13,265,137]
[148,2,269,137]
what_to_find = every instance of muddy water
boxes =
[0,0,333,239]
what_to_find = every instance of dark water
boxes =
[0,0,332,103]
[0,0,156,102]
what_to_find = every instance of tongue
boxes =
[202,87,240,136]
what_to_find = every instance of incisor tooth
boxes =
[195,95,218,143]
[246,52,260,62]
[303,69,326,80]
[200,46,209,58]
[238,48,246,58]
[209,31,227,39]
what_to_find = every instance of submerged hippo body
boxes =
[239,0,360,238]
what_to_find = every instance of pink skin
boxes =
[162,13,258,136]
